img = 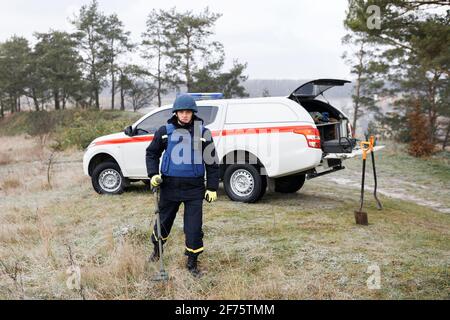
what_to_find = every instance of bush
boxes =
[53,117,133,151]
[407,102,435,157]
[0,109,141,150]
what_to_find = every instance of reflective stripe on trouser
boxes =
[183,198,204,257]
[152,197,204,257]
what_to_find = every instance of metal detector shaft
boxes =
[154,189,165,274]
[152,183,169,281]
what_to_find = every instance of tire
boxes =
[274,174,306,194]
[92,162,125,195]
[223,164,267,203]
[256,174,267,202]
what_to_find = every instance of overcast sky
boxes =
[0,0,353,80]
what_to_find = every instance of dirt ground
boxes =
[0,135,449,300]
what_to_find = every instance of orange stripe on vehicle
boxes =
[94,136,154,146]
[211,130,222,137]
[93,125,315,146]
[219,125,313,136]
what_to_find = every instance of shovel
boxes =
[355,140,371,226]
[151,178,169,282]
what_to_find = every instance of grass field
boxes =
[0,135,449,300]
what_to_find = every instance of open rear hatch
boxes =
[289,79,356,154]
[289,79,351,100]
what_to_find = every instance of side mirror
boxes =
[124,126,134,137]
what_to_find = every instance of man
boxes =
[146,94,219,277]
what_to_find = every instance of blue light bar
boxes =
[183,93,224,101]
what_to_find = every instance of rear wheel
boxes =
[274,174,306,194]
[92,162,125,195]
[223,164,267,203]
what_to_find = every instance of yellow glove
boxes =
[151,175,163,187]
[205,190,217,203]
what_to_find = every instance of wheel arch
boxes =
[88,152,121,177]
[220,150,266,180]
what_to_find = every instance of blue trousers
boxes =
[151,195,204,257]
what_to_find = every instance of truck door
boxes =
[122,109,173,177]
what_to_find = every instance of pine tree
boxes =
[164,8,223,92]
[0,36,31,114]
[33,31,84,110]
[344,0,449,152]
[142,9,182,108]
[103,14,133,110]
[71,0,109,109]
[342,32,384,136]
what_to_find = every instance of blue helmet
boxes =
[172,94,198,113]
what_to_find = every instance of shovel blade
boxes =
[354,210,369,226]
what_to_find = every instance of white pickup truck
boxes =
[83,79,367,203]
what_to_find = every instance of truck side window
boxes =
[135,106,218,136]
[197,106,219,126]
[135,110,173,136]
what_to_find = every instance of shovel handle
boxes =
[360,141,371,160]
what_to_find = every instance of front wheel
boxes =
[223,164,267,203]
[92,162,125,195]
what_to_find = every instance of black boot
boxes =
[149,244,162,262]
[186,256,201,278]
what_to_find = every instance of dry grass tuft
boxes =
[0,153,12,165]
[2,178,21,191]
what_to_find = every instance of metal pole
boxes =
[370,137,383,210]
[152,180,169,282]
[154,189,165,275]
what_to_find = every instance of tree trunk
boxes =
[186,56,191,92]
[10,94,15,113]
[352,42,364,137]
[13,95,17,113]
[443,121,450,151]
[157,88,162,109]
[54,89,60,110]
[111,73,115,110]
[352,79,361,137]
[62,88,67,110]
[185,36,192,92]
[156,50,162,108]
[0,99,4,118]
[157,50,163,108]
[110,38,115,110]
[94,88,100,110]
[120,86,125,111]
[426,75,439,145]
[32,88,40,111]
[17,96,21,112]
